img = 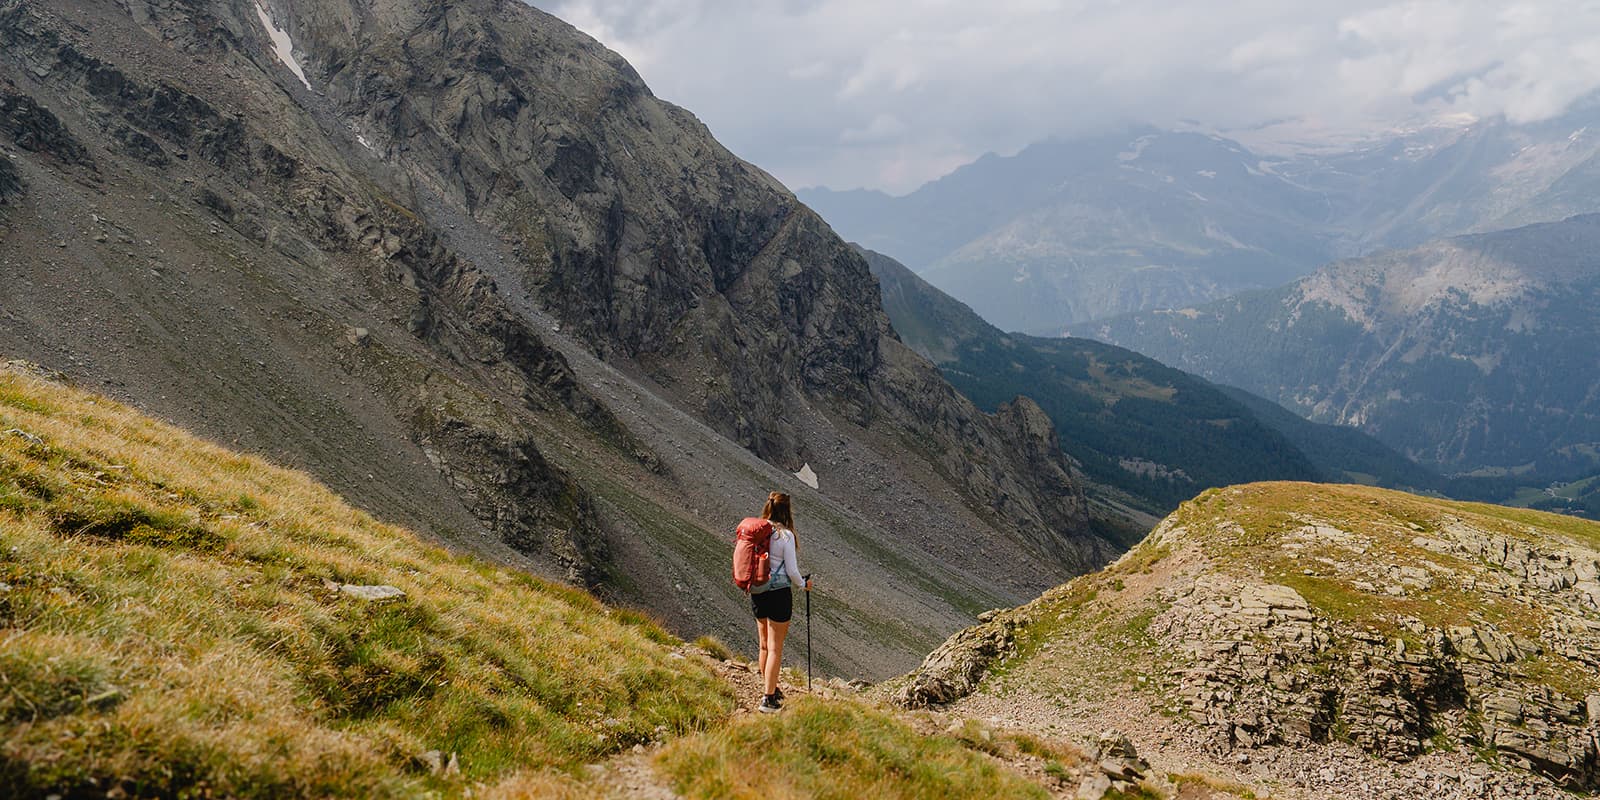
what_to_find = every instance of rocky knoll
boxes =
[895,482,1600,795]
[0,0,1111,674]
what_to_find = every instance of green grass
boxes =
[656,697,1050,800]
[694,635,735,662]
[0,367,736,797]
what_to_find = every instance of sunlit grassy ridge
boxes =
[0,366,735,796]
[980,481,1600,721]
[1175,482,1600,634]
[1174,482,1600,700]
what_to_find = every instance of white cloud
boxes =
[840,113,907,143]
[530,1,1600,193]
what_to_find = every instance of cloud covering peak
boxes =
[532,1,1600,193]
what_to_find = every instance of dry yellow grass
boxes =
[0,365,735,797]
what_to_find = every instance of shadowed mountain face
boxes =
[804,109,1600,332]
[861,247,1435,525]
[0,0,1117,677]
[1078,215,1600,478]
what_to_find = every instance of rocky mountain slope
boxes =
[1300,103,1600,253]
[894,481,1600,798]
[803,104,1600,331]
[1079,214,1600,482]
[865,247,1435,521]
[0,0,1116,678]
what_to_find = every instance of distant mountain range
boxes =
[1077,215,1600,487]
[863,247,1437,527]
[804,104,1600,332]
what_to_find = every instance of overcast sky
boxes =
[530,1,1600,194]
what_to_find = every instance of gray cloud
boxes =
[530,1,1600,193]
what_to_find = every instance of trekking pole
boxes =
[804,573,813,691]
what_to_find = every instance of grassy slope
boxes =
[0,365,1065,799]
[0,365,735,795]
[1172,481,1600,703]
[658,698,1053,800]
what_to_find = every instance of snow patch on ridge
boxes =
[794,463,818,490]
[255,3,312,91]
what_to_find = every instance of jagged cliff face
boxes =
[270,0,883,453]
[273,0,1099,554]
[896,482,1600,795]
[1,0,620,585]
[0,0,1109,676]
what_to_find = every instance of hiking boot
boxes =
[773,688,785,703]
[757,694,782,713]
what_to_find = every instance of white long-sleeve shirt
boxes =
[754,527,803,592]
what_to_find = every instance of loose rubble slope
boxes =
[897,481,1600,797]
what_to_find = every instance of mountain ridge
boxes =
[803,108,1600,331]
[0,0,1114,677]
[1079,213,1600,479]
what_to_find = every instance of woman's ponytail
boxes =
[760,491,795,533]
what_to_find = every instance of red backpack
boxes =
[732,517,774,592]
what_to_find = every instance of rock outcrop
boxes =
[1150,489,1600,790]
[898,482,1600,791]
[896,607,1026,708]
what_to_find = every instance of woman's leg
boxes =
[755,618,770,686]
[763,620,789,695]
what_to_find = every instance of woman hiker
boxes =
[750,491,811,713]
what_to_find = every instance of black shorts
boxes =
[750,586,793,622]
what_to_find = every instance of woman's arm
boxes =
[780,532,804,586]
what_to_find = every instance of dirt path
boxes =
[588,645,808,800]
[586,644,1089,800]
